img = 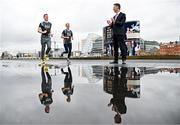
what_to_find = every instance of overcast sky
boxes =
[0,0,180,53]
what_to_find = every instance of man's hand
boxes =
[38,27,47,34]
[39,93,43,99]
[107,20,112,25]
[107,103,112,107]
[65,36,70,39]
[42,30,47,34]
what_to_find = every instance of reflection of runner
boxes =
[38,14,52,63]
[61,23,73,64]
[61,66,74,102]
[39,66,53,113]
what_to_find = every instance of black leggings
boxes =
[62,43,72,58]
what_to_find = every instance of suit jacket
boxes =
[111,12,126,35]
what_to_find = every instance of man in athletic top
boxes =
[61,23,73,63]
[38,14,52,63]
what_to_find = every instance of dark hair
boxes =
[43,14,48,17]
[114,3,121,9]
[114,114,122,124]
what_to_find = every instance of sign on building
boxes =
[103,21,140,56]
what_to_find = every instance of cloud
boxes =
[0,0,179,53]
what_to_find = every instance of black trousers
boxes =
[113,35,127,61]
[61,43,72,58]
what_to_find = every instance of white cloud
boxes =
[0,0,179,53]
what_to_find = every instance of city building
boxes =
[104,21,141,56]
[92,65,103,79]
[91,37,103,56]
[159,41,180,55]
[1,51,13,59]
[141,40,160,52]
[52,48,64,58]
[81,33,102,56]
[80,65,103,83]
[16,52,39,59]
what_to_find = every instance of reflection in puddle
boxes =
[39,66,53,114]
[104,66,140,124]
[61,66,74,103]
[0,61,180,124]
[36,64,180,123]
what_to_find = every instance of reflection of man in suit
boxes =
[61,66,74,102]
[39,66,53,113]
[107,3,127,64]
[107,66,128,124]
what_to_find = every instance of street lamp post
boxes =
[53,40,56,58]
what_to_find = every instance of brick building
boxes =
[159,41,180,55]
